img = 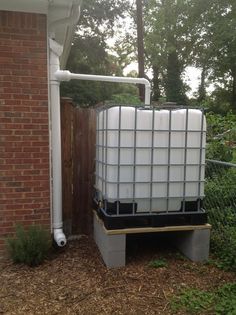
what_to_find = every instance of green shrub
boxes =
[170,283,236,314]
[6,225,51,267]
[210,227,236,271]
[206,140,233,162]
[204,166,236,271]
[215,283,236,314]
[108,93,142,105]
[170,288,214,313]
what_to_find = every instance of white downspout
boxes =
[48,0,81,247]
[49,38,66,247]
[54,71,151,105]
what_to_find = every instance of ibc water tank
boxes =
[95,106,206,224]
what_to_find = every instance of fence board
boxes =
[61,98,74,235]
[61,98,96,235]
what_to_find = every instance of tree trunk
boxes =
[152,65,161,101]
[136,0,145,103]
[231,67,236,112]
[198,66,206,102]
[166,50,186,105]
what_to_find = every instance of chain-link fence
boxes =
[204,159,236,269]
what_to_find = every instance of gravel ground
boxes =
[0,235,235,315]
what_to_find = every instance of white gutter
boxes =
[49,1,81,39]
[54,70,151,105]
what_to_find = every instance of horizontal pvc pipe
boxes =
[55,70,151,105]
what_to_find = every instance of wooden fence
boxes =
[61,98,96,235]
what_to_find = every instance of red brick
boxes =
[0,11,50,255]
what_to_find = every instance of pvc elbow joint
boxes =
[54,70,71,82]
[54,229,67,247]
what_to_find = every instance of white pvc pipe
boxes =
[49,39,67,247]
[55,70,151,105]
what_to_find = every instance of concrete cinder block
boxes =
[94,212,211,267]
[103,250,126,268]
[93,214,126,268]
[173,228,210,262]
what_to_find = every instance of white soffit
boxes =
[0,0,48,14]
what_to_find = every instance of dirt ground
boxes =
[0,235,235,315]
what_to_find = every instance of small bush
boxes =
[148,258,167,268]
[170,288,214,313]
[210,227,236,271]
[170,283,236,314]
[6,225,51,267]
[204,166,236,271]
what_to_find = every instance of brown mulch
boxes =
[0,235,235,315]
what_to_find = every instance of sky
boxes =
[123,62,202,97]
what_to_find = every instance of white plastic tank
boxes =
[95,106,206,213]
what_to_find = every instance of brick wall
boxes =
[0,11,50,256]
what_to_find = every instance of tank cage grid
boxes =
[94,104,207,229]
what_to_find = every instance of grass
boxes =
[170,283,236,314]
[148,258,167,268]
[232,148,236,163]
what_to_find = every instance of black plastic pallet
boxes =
[96,209,208,230]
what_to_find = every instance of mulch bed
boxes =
[0,235,235,315]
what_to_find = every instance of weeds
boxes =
[148,258,167,268]
[170,283,236,314]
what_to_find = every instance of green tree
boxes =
[207,0,236,111]
[144,0,196,104]
[191,0,236,110]
[61,0,136,106]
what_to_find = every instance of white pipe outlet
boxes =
[54,228,67,247]
[55,70,151,105]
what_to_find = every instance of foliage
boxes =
[204,166,236,271]
[206,111,236,140]
[6,225,51,267]
[215,283,236,314]
[143,0,236,108]
[78,0,130,38]
[61,35,116,106]
[209,227,236,272]
[170,283,236,314]
[206,111,236,161]
[108,93,142,105]
[170,288,214,313]
[144,0,193,103]
[206,140,233,162]
[205,0,236,110]
[61,0,140,106]
[148,258,167,268]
